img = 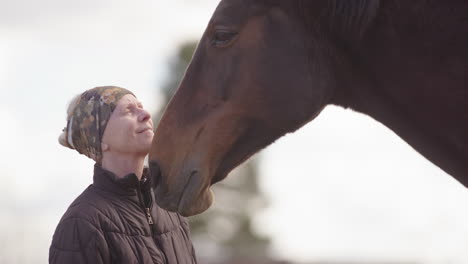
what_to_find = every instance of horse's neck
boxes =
[333,0,468,186]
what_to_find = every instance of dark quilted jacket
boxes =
[49,164,197,264]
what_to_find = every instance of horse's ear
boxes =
[326,0,381,40]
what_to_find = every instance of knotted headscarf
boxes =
[59,86,134,162]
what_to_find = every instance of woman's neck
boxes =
[101,152,146,179]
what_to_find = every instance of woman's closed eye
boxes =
[122,106,135,115]
[121,102,143,116]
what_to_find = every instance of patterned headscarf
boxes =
[60,86,134,162]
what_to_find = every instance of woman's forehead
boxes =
[117,94,141,107]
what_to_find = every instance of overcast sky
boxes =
[1,0,468,263]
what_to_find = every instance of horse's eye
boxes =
[212,31,237,47]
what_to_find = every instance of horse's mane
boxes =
[288,0,381,40]
[327,0,381,38]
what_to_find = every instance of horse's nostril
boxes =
[149,161,162,187]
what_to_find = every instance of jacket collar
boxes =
[92,163,152,196]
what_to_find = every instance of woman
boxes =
[49,86,197,264]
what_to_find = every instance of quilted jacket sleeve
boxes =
[49,217,110,264]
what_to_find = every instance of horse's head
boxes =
[150,0,345,216]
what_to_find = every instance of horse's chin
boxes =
[178,188,214,217]
[177,168,231,216]
[210,169,230,185]
[154,169,215,216]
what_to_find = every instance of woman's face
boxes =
[102,94,154,156]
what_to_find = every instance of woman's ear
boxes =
[101,142,109,152]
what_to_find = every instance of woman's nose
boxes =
[138,109,151,122]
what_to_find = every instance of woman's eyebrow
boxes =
[121,102,134,112]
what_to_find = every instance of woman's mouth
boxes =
[137,127,153,133]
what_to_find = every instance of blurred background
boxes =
[1,0,468,263]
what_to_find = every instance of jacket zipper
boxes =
[137,180,154,226]
[138,180,168,263]
[145,207,154,225]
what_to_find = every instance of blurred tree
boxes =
[154,41,271,263]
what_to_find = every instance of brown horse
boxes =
[149,0,468,216]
